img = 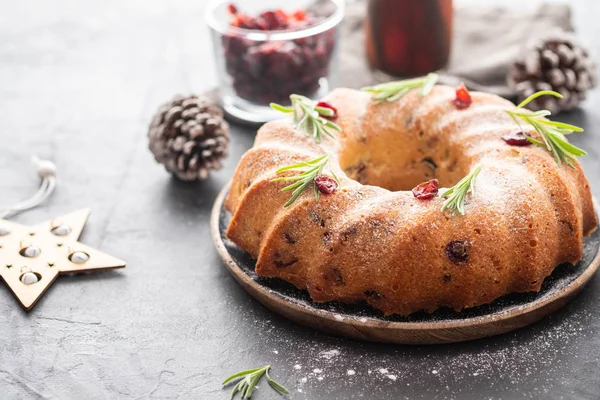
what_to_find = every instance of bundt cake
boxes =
[224,77,597,316]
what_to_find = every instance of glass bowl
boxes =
[206,0,345,124]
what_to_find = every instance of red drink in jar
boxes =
[365,0,453,77]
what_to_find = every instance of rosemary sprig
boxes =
[222,365,289,400]
[271,94,341,143]
[441,164,482,215]
[505,90,586,167]
[362,73,438,103]
[272,153,337,207]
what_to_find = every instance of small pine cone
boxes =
[507,29,597,114]
[148,95,229,181]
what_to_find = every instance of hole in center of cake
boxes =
[338,141,470,191]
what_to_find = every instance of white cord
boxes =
[0,157,57,219]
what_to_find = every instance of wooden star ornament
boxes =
[0,209,126,311]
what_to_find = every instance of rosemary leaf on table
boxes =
[222,365,289,400]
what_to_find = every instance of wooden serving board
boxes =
[211,185,600,344]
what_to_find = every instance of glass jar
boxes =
[206,0,345,124]
[365,0,453,77]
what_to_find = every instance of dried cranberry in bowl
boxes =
[221,4,337,105]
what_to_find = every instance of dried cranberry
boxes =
[227,3,238,14]
[364,290,382,300]
[229,15,241,27]
[315,175,338,194]
[453,83,472,109]
[324,267,344,285]
[412,179,439,200]
[446,240,471,264]
[232,15,256,29]
[283,232,296,244]
[292,10,306,21]
[274,257,299,268]
[275,10,288,25]
[502,131,532,147]
[223,7,332,105]
[316,101,338,120]
[260,10,288,30]
[253,18,270,31]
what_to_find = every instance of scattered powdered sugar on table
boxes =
[375,368,399,381]
[294,349,342,391]
[249,295,595,397]
[319,349,340,360]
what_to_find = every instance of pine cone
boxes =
[507,29,597,113]
[148,95,229,181]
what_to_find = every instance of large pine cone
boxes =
[507,30,597,113]
[148,95,229,181]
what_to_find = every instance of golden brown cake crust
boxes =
[224,86,598,316]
